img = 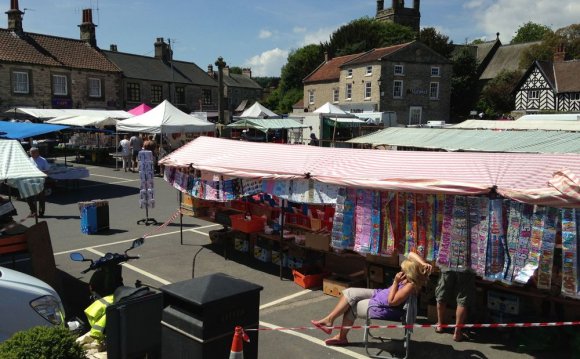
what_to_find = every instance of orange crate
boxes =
[230,214,265,233]
[292,268,329,289]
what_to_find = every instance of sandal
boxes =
[325,338,349,346]
[311,320,332,335]
[435,326,445,334]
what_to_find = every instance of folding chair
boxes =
[363,295,417,359]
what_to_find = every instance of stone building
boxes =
[0,1,121,112]
[303,41,452,125]
[375,0,421,33]
[103,38,219,113]
[206,65,263,118]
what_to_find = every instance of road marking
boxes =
[85,247,172,285]
[79,179,138,189]
[259,321,369,359]
[260,289,312,310]
[53,223,220,256]
[90,173,133,181]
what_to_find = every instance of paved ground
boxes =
[3,158,574,358]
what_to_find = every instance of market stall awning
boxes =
[4,108,132,119]
[0,140,46,198]
[0,121,69,139]
[159,137,580,208]
[347,127,580,154]
[239,102,279,118]
[45,115,119,128]
[451,120,580,132]
[227,118,308,132]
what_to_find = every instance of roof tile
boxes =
[554,60,580,92]
[303,53,362,83]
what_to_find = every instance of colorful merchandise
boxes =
[561,209,580,299]
[331,187,356,250]
[379,193,396,256]
[514,206,546,284]
[449,195,469,271]
[404,193,417,255]
[436,195,455,268]
[416,194,427,258]
[504,201,523,282]
[511,204,534,283]
[536,207,559,290]
[485,199,506,281]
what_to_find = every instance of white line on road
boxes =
[85,247,172,286]
[259,321,369,359]
[260,289,312,310]
[90,173,134,181]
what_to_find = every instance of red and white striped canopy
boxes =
[159,137,580,208]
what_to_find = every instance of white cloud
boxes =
[299,26,335,46]
[463,0,485,10]
[293,26,306,33]
[476,0,580,42]
[245,48,289,77]
[259,29,273,39]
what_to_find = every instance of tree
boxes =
[324,17,416,57]
[477,70,522,117]
[279,44,324,93]
[229,66,243,75]
[450,47,479,120]
[419,27,455,58]
[519,23,580,69]
[511,22,553,44]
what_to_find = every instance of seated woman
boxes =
[311,252,432,346]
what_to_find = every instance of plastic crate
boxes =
[292,267,329,289]
[230,214,266,233]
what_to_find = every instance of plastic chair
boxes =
[363,295,417,359]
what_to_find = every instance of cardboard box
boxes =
[323,275,365,298]
[253,245,272,263]
[304,232,331,252]
[427,304,456,324]
[487,291,520,315]
[234,238,249,253]
[271,250,288,267]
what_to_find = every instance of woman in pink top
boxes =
[311,252,432,346]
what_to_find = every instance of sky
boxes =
[2,0,580,77]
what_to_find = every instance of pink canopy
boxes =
[128,103,152,116]
[159,137,580,208]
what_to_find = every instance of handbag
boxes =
[117,144,123,152]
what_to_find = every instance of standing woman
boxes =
[119,134,131,172]
[311,252,431,346]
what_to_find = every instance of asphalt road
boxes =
[4,158,572,358]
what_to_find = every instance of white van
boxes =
[0,266,65,342]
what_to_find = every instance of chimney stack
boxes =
[110,44,118,52]
[79,8,97,47]
[154,37,173,62]
[207,64,214,77]
[6,0,24,33]
[554,43,566,63]
[242,68,252,78]
[223,65,230,77]
[377,0,384,13]
[413,0,420,10]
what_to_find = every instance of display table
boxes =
[47,165,89,191]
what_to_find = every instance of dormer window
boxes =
[431,67,440,77]
[394,65,404,76]
[346,69,353,78]
[365,66,372,76]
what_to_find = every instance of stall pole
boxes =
[279,199,286,280]
[179,191,184,245]
[113,130,119,171]
[331,117,338,147]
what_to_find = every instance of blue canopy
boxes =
[0,121,69,139]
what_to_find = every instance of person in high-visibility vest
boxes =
[84,295,114,340]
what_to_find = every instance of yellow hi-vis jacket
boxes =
[85,295,114,340]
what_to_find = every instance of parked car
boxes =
[0,266,65,342]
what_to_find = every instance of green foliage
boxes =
[253,77,279,89]
[0,326,85,359]
[277,88,303,114]
[228,66,243,75]
[279,44,325,93]
[511,22,553,44]
[450,47,479,120]
[477,70,522,116]
[419,27,455,58]
[470,39,485,45]
[519,23,580,69]
[324,17,416,57]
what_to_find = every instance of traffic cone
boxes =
[229,326,248,359]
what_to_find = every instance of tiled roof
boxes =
[0,28,119,72]
[303,53,362,83]
[342,42,412,66]
[554,60,580,92]
[479,41,540,80]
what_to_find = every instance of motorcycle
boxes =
[70,238,144,299]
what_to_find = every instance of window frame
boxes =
[52,74,68,96]
[175,86,186,104]
[528,90,540,100]
[346,68,353,78]
[202,89,212,105]
[88,77,102,98]
[365,82,372,99]
[365,65,373,76]
[151,84,163,104]
[572,93,580,102]
[394,65,404,76]
[431,66,441,77]
[12,71,30,94]
[393,80,403,98]
[127,83,141,102]
[308,89,315,105]
[429,82,439,100]
[345,83,352,100]
[333,88,339,103]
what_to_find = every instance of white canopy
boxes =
[313,102,347,115]
[517,114,580,121]
[0,140,46,198]
[46,115,120,128]
[116,100,216,134]
[240,102,279,118]
[5,107,132,119]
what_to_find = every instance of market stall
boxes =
[227,118,308,143]
[159,137,580,322]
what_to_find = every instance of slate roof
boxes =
[223,73,262,90]
[479,41,540,80]
[303,53,362,84]
[554,60,580,92]
[0,28,120,72]
[343,42,412,66]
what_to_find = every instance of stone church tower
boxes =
[376,0,421,32]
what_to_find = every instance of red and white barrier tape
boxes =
[0,213,35,234]
[141,209,181,239]
[244,321,580,332]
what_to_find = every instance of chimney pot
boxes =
[110,44,118,52]
[79,8,97,46]
[11,0,19,9]
[6,0,24,33]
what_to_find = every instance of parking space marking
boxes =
[260,289,312,310]
[85,247,172,285]
[90,173,132,181]
[80,179,138,189]
[259,321,368,359]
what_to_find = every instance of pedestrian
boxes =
[143,135,159,174]
[309,133,319,146]
[27,147,50,217]
[129,133,143,172]
[311,252,432,346]
[435,269,476,341]
[119,134,131,172]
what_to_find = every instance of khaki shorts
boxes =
[342,287,374,321]
[435,271,475,307]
